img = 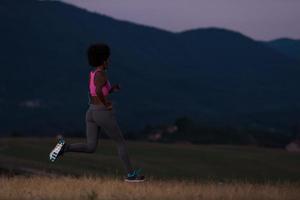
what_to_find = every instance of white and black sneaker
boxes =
[49,135,66,162]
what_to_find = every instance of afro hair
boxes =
[87,43,110,67]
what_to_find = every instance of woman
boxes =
[49,43,144,182]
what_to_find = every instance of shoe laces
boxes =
[128,168,142,177]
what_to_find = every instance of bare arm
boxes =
[94,70,110,106]
[109,84,121,94]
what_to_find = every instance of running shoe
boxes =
[49,135,66,162]
[125,169,145,182]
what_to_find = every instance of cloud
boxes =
[19,99,42,108]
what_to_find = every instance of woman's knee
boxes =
[86,142,97,153]
[116,140,127,152]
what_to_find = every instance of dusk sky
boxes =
[60,0,300,41]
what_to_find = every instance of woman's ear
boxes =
[103,60,108,69]
[105,59,109,66]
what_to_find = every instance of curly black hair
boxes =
[87,43,110,67]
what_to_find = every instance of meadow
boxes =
[1,176,300,200]
[1,138,300,199]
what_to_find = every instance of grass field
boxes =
[1,138,300,199]
[1,176,300,200]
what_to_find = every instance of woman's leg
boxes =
[92,109,134,174]
[64,108,99,153]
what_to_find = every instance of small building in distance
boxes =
[286,139,300,153]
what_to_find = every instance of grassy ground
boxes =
[1,138,300,199]
[1,137,300,182]
[1,176,300,200]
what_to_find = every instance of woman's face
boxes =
[104,57,110,69]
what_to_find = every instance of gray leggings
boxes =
[64,104,133,174]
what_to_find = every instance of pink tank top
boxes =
[89,68,112,97]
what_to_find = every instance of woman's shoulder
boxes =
[91,67,103,73]
[91,68,106,76]
[93,69,107,82]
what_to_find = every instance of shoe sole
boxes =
[49,141,65,162]
[124,179,145,183]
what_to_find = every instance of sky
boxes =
[60,0,300,41]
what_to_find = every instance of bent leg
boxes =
[93,109,133,174]
[64,109,99,153]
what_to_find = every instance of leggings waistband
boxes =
[88,104,108,110]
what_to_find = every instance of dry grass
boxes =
[1,176,300,200]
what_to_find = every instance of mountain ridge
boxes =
[265,38,300,61]
[0,0,300,135]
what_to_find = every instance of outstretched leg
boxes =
[64,108,99,153]
[92,109,133,174]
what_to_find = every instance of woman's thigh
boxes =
[92,109,124,142]
[86,108,100,145]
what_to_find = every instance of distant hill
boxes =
[265,38,300,60]
[1,0,300,135]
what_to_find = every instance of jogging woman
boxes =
[49,43,144,182]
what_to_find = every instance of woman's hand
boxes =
[105,101,113,110]
[111,84,121,93]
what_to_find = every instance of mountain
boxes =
[265,38,300,60]
[1,0,300,135]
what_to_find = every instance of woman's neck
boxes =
[96,65,105,71]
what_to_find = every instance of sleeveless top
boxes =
[89,68,112,97]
